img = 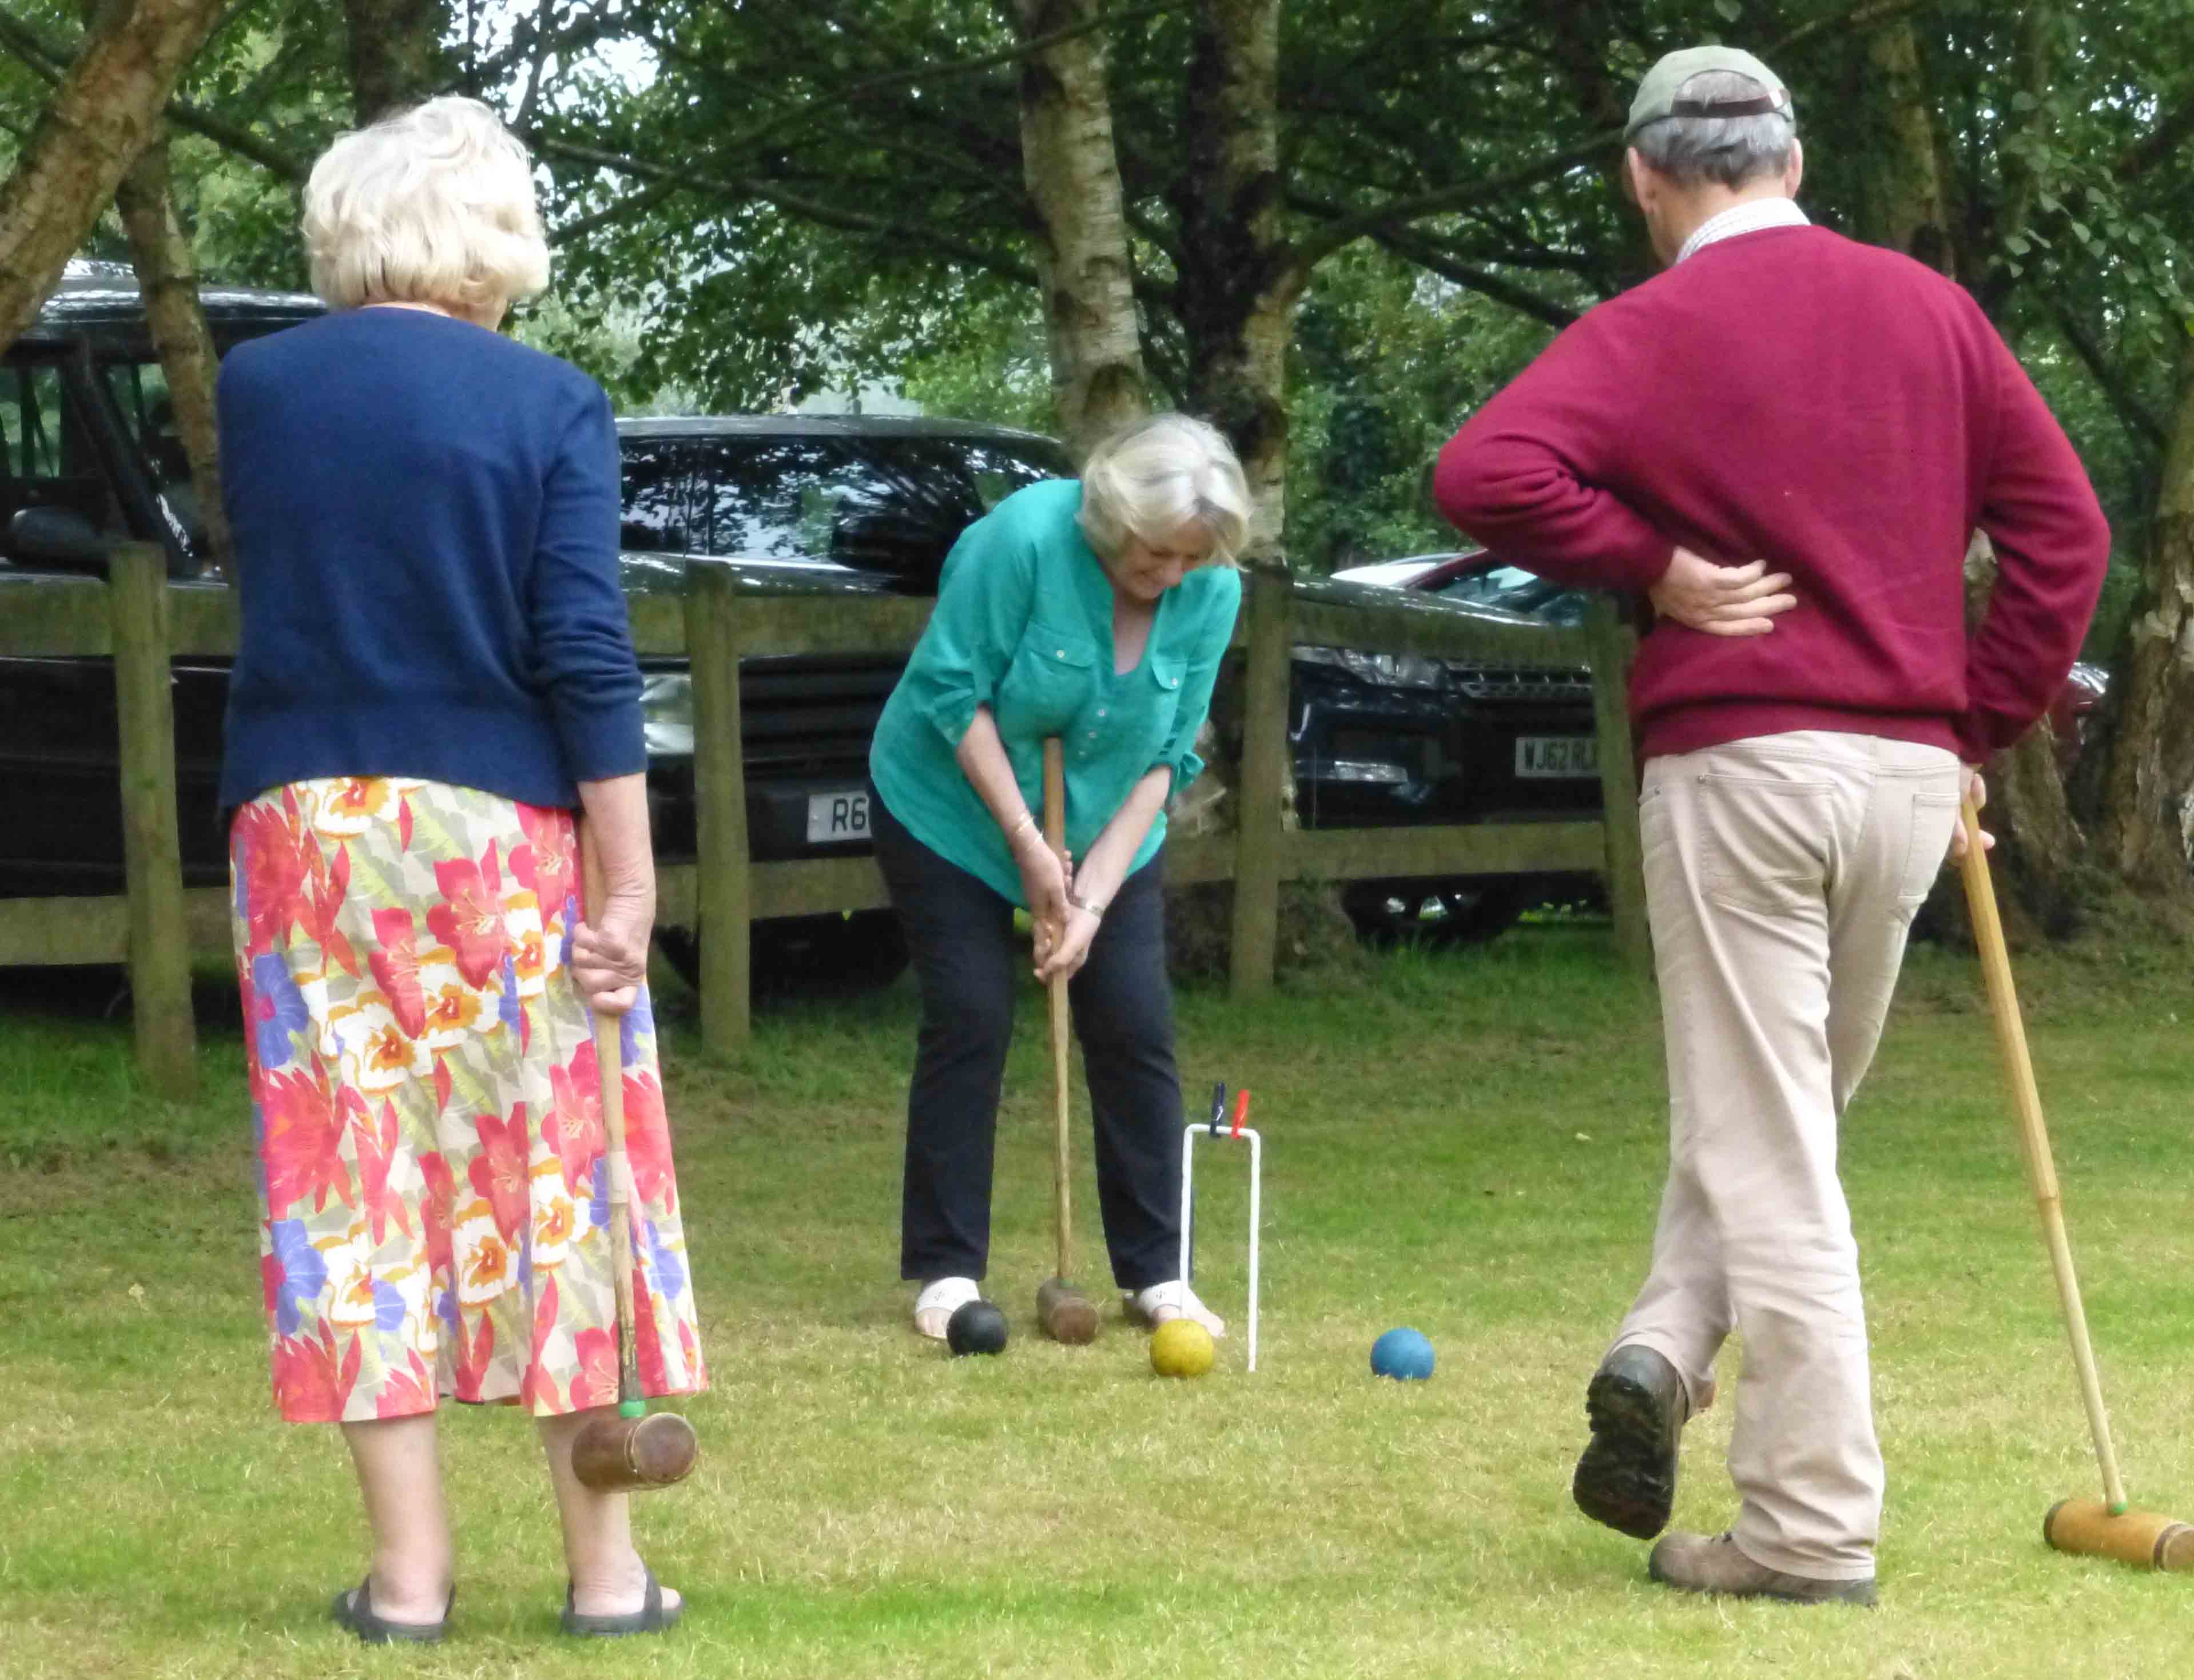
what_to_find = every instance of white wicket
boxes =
[1179,1119,1262,1372]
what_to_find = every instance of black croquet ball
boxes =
[946,1299,1009,1356]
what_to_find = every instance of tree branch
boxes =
[631,0,1180,165]
[547,178,679,248]
[0,2,306,179]
[512,0,559,133]
[1370,225,1582,332]
[531,133,1040,287]
[1287,134,1619,275]
[2049,296,2167,454]
[1766,0,1927,59]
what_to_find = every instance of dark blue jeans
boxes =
[869,785,1184,1291]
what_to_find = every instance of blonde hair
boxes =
[1078,414,1252,567]
[303,96,551,320]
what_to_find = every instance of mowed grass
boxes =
[1,926,2191,1678]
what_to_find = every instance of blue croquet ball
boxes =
[947,1299,1009,1356]
[1370,1327,1435,1380]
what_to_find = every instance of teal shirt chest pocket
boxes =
[997,624,1102,738]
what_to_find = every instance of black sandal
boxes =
[331,1575,452,1645]
[561,1566,682,1637]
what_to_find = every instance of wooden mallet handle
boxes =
[579,828,644,1423]
[1955,796,2127,1514]
[1032,739,1098,1345]
[1043,738,1072,1280]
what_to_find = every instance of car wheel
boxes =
[655,911,910,999]
[1341,879,1529,948]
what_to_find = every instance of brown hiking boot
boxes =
[1648,1531,1878,1607]
[1572,1344,1688,1539]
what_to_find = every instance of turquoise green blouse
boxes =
[869,478,1242,907]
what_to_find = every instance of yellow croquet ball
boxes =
[1150,1318,1215,1378]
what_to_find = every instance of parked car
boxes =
[1298,558,1604,944]
[1327,554,1452,590]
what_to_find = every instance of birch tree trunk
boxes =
[116,137,231,575]
[0,0,228,356]
[1009,0,1147,465]
[1174,0,1297,559]
[1858,9,2088,931]
[2093,367,2194,896]
[344,0,450,124]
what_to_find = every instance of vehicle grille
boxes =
[739,653,904,774]
[1446,665,1593,702]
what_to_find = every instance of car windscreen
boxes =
[1434,565,1589,626]
[618,432,1067,587]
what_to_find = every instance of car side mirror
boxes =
[6,505,115,574]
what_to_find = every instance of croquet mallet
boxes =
[1034,737,1100,1345]
[570,827,701,1492]
[1957,797,2189,1569]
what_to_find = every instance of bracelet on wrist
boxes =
[1067,890,1106,920]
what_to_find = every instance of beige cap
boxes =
[1625,46,1791,141]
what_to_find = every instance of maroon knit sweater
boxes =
[1433,224,2110,763]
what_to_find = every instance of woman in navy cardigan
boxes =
[219,97,697,1642]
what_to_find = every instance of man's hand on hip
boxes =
[1650,547,1797,637]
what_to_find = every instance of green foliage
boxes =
[892,282,1054,435]
[1285,247,1556,573]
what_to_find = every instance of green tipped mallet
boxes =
[570,827,699,1493]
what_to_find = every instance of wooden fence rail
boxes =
[1,543,1645,1090]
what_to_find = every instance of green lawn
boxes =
[2,928,2190,1678]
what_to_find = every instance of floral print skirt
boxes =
[230,777,705,1422]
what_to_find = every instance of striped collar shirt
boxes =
[1675,197,1811,265]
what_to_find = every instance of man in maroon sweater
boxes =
[1436,46,2109,1606]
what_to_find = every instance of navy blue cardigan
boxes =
[216,307,645,813]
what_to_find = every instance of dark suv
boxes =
[1297,562,1603,944]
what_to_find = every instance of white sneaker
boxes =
[1124,1280,1226,1338]
[912,1276,983,1340]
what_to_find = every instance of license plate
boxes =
[1515,736,1599,778]
[805,789,871,843]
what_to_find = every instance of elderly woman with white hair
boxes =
[217,97,700,1642]
[867,413,1249,1341]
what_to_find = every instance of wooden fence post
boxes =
[1229,567,1293,999]
[1585,595,1650,971]
[109,542,197,1099]
[686,566,751,1051]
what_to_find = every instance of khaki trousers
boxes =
[1612,731,1962,1580]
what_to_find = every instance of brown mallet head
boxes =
[2045,1498,2194,1571]
[571,1409,700,1493]
[1036,1276,1099,1345]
